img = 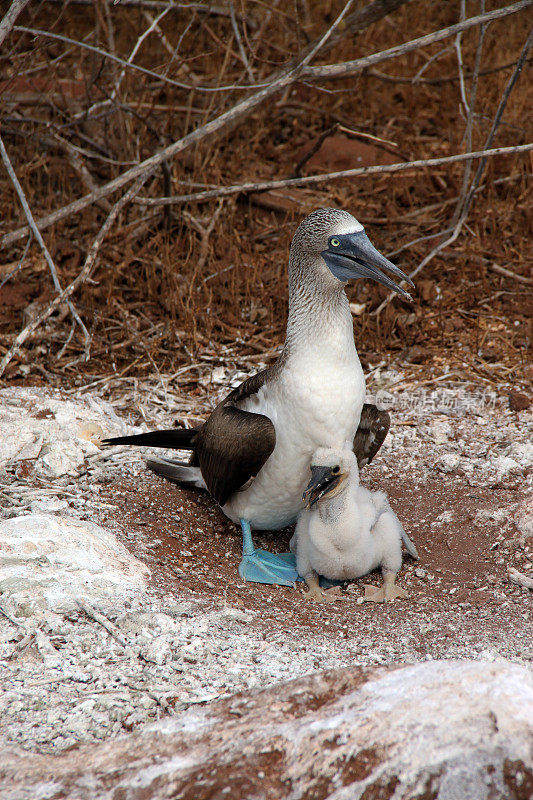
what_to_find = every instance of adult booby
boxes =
[291,443,418,603]
[103,208,413,586]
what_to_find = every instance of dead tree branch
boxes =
[302,1,532,81]
[134,143,533,206]
[373,25,533,315]
[0,134,90,353]
[488,263,532,286]
[3,0,530,251]
[0,172,151,378]
[0,0,30,48]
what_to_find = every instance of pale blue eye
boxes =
[331,238,340,247]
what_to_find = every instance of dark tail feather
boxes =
[146,458,207,490]
[102,427,198,450]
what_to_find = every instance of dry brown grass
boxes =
[0,0,531,391]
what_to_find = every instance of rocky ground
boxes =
[0,376,531,770]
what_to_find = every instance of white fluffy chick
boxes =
[290,443,418,603]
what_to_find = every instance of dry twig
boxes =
[77,599,128,647]
[373,25,533,315]
[0,0,30,48]
[487,263,532,286]
[135,143,533,206]
[0,171,151,378]
[0,133,90,353]
[508,568,533,590]
[3,0,529,251]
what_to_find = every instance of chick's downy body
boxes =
[291,445,417,602]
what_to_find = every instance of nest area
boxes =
[0,1,531,398]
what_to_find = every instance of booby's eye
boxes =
[332,465,340,474]
[330,238,340,247]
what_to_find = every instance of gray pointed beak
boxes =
[321,231,414,299]
[303,465,341,508]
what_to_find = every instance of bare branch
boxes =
[488,263,532,286]
[373,26,533,315]
[452,0,487,230]
[413,45,452,82]
[292,0,412,66]
[44,0,245,18]
[0,236,31,291]
[296,0,356,69]
[14,26,196,91]
[508,568,533,590]
[455,0,470,115]
[463,27,533,210]
[3,0,530,250]
[0,0,30,48]
[134,143,533,206]
[368,56,533,85]
[0,134,90,353]
[292,124,340,178]
[229,2,254,83]
[0,172,151,379]
[302,1,533,81]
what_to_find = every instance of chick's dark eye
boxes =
[332,465,340,474]
[330,238,340,247]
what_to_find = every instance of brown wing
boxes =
[194,369,276,506]
[353,403,390,468]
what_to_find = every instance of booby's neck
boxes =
[283,255,353,354]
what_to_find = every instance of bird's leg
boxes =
[362,569,408,603]
[238,519,298,587]
[303,571,339,603]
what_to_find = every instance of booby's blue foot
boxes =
[238,519,298,586]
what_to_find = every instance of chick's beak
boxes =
[303,466,342,508]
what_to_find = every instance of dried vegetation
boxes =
[0,0,531,397]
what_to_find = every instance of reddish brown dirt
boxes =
[96,467,532,662]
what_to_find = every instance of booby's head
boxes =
[303,444,358,508]
[291,208,413,299]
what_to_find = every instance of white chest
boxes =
[283,345,365,446]
[224,301,366,529]
[226,352,364,529]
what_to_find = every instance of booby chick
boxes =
[103,208,413,587]
[291,444,418,603]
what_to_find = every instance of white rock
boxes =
[29,498,69,514]
[434,510,454,524]
[116,612,181,635]
[0,514,150,616]
[429,419,453,443]
[0,388,132,477]
[218,606,256,624]
[140,636,173,665]
[210,367,226,384]
[437,453,461,473]
[491,456,522,481]
[508,442,533,468]
[517,517,533,541]
[474,509,509,527]
[2,660,532,799]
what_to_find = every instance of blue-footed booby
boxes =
[291,443,418,603]
[103,208,413,586]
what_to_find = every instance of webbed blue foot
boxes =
[238,519,298,586]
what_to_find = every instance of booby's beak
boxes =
[303,465,343,508]
[321,231,414,299]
